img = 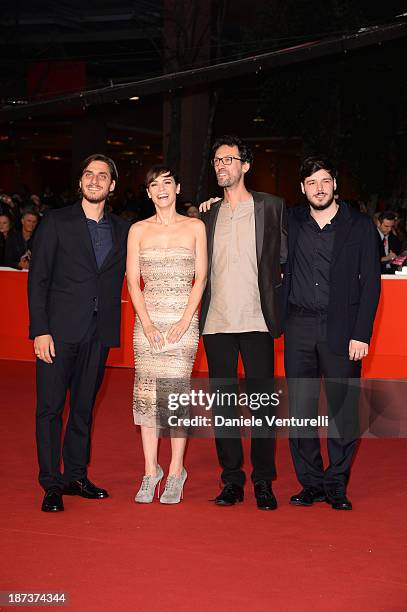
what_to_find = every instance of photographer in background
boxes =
[4,208,39,270]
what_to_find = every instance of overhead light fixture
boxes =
[5,99,28,105]
[253,114,265,123]
[129,96,140,101]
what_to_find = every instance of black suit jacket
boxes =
[4,229,35,268]
[199,190,287,337]
[282,202,381,355]
[377,230,401,274]
[28,202,131,347]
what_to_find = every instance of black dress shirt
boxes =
[86,214,113,269]
[85,213,113,311]
[288,205,340,312]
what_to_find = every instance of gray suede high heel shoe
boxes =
[160,468,187,504]
[134,465,164,503]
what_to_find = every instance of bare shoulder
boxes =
[132,218,153,230]
[187,217,206,238]
[128,219,149,239]
[185,217,205,232]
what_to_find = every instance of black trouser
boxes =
[36,315,109,490]
[284,311,361,493]
[203,332,275,487]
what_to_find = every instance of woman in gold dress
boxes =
[126,166,207,504]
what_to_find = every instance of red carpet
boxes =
[1,361,406,611]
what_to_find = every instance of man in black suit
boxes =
[28,154,130,512]
[282,156,380,510]
[4,208,39,269]
[199,135,287,510]
[376,211,401,274]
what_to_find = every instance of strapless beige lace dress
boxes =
[133,247,199,428]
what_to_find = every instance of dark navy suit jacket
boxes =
[28,202,130,347]
[377,230,401,274]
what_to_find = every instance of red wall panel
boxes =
[1,271,406,378]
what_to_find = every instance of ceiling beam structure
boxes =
[2,27,159,45]
[1,19,406,122]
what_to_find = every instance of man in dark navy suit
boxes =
[376,211,401,274]
[29,154,130,512]
[282,156,380,510]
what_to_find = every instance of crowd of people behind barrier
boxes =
[0,183,406,271]
[0,185,200,269]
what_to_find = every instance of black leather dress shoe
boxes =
[326,490,352,510]
[213,483,244,506]
[254,480,277,510]
[41,487,64,512]
[63,478,109,499]
[290,487,326,506]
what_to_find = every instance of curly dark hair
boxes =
[300,155,337,183]
[211,135,254,166]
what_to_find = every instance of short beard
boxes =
[308,195,335,211]
[217,177,233,188]
[86,194,107,204]
[81,189,110,204]
[217,173,240,189]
